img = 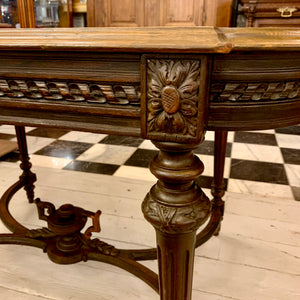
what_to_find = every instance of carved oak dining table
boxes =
[0,27,299,300]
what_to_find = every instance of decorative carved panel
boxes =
[92,0,144,27]
[141,55,208,143]
[162,0,204,26]
[210,81,300,102]
[0,79,140,106]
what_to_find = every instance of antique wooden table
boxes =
[0,27,299,300]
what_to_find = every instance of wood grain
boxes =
[0,27,299,52]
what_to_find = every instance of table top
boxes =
[0,27,299,52]
[0,27,299,142]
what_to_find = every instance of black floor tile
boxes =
[34,140,92,159]
[124,149,158,168]
[64,160,119,175]
[230,159,289,185]
[275,126,300,135]
[0,151,20,163]
[100,135,144,147]
[194,140,232,157]
[195,176,228,191]
[291,186,300,201]
[27,128,70,139]
[194,141,214,156]
[281,148,300,165]
[234,132,277,146]
[0,133,16,140]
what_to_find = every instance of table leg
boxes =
[211,131,228,235]
[14,126,36,203]
[142,141,211,300]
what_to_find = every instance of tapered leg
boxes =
[15,126,36,202]
[211,131,228,235]
[142,141,211,300]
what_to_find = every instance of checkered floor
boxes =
[0,125,299,201]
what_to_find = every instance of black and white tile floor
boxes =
[0,124,299,201]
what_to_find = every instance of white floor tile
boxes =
[76,143,136,165]
[0,125,35,134]
[59,131,107,143]
[228,179,294,199]
[284,164,300,187]
[138,139,159,150]
[29,154,72,169]
[114,165,157,182]
[204,131,234,143]
[276,133,300,149]
[231,143,284,163]
[11,136,55,154]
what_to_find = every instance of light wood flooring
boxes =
[0,161,299,299]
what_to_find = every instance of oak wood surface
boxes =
[0,27,299,52]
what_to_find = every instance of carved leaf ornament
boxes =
[210,81,300,102]
[0,79,140,105]
[142,193,211,234]
[147,59,201,137]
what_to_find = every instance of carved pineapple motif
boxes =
[161,86,180,114]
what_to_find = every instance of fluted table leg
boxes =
[142,141,211,300]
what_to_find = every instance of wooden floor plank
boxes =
[0,163,299,299]
[0,286,53,300]
[193,256,300,300]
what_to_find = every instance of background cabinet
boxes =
[239,0,300,27]
[87,0,233,27]
[1,0,234,29]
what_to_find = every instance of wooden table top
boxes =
[0,27,299,52]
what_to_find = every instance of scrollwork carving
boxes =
[0,79,140,106]
[146,59,201,139]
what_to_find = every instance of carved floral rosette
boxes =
[142,58,203,142]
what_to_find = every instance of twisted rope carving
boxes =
[0,79,141,105]
[210,81,300,102]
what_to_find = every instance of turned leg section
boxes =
[142,142,211,300]
[211,131,228,235]
[15,126,36,202]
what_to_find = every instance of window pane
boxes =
[34,0,71,27]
